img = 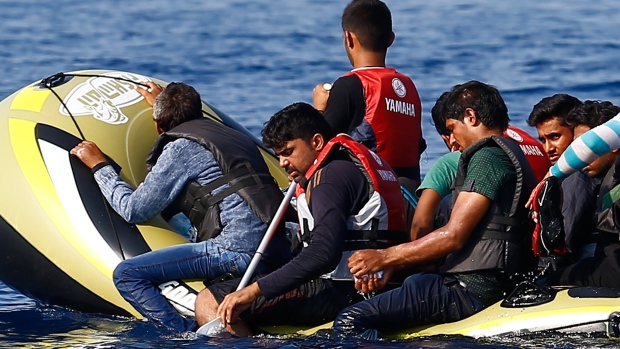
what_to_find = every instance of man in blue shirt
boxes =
[70,82,291,332]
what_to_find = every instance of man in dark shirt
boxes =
[194,102,407,336]
[527,94,600,261]
[545,101,620,289]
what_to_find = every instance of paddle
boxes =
[196,181,298,336]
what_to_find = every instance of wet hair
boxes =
[526,93,582,127]
[153,82,203,132]
[341,0,392,52]
[443,80,509,131]
[566,100,620,129]
[431,90,454,136]
[262,102,334,149]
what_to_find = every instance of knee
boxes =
[403,272,435,287]
[112,259,139,289]
[113,261,125,285]
[195,288,220,326]
[333,300,376,334]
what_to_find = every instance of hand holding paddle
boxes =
[217,282,261,327]
[196,181,298,336]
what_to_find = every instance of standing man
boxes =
[527,94,600,260]
[194,102,408,336]
[333,81,537,336]
[71,82,291,332]
[313,0,425,182]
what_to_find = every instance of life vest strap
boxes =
[181,162,268,227]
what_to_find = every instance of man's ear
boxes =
[464,108,478,126]
[344,31,355,49]
[388,31,395,48]
[311,133,325,151]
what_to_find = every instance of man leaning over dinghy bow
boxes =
[333,81,538,337]
[71,82,291,332]
[194,102,408,336]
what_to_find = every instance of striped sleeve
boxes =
[550,112,620,179]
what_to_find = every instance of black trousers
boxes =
[546,244,620,289]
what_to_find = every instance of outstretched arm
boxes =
[551,113,620,179]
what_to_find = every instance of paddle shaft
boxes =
[237,181,297,289]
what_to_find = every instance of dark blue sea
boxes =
[1,0,620,347]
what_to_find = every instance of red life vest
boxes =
[345,67,422,172]
[504,126,551,182]
[295,134,407,238]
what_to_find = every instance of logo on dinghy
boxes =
[158,280,197,317]
[59,72,151,125]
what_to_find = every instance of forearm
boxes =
[94,165,168,223]
[384,228,462,270]
[258,242,340,299]
[385,191,487,270]
[552,117,620,179]
[257,203,345,298]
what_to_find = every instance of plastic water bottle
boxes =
[353,270,384,282]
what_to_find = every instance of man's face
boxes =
[441,134,460,152]
[273,138,321,183]
[445,118,471,151]
[536,117,574,164]
[573,124,617,177]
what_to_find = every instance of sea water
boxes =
[1,0,620,347]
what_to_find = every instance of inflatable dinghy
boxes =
[2,70,619,339]
[0,70,288,318]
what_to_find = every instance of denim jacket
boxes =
[94,138,268,254]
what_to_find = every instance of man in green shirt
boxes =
[333,80,537,337]
[411,90,549,242]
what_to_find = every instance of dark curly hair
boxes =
[262,102,333,149]
[431,90,453,136]
[443,80,509,132]
[527,94,581,127]
[566,100,620,128]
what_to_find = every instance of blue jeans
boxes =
[113,240,251,332]
[332,272,486,336]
